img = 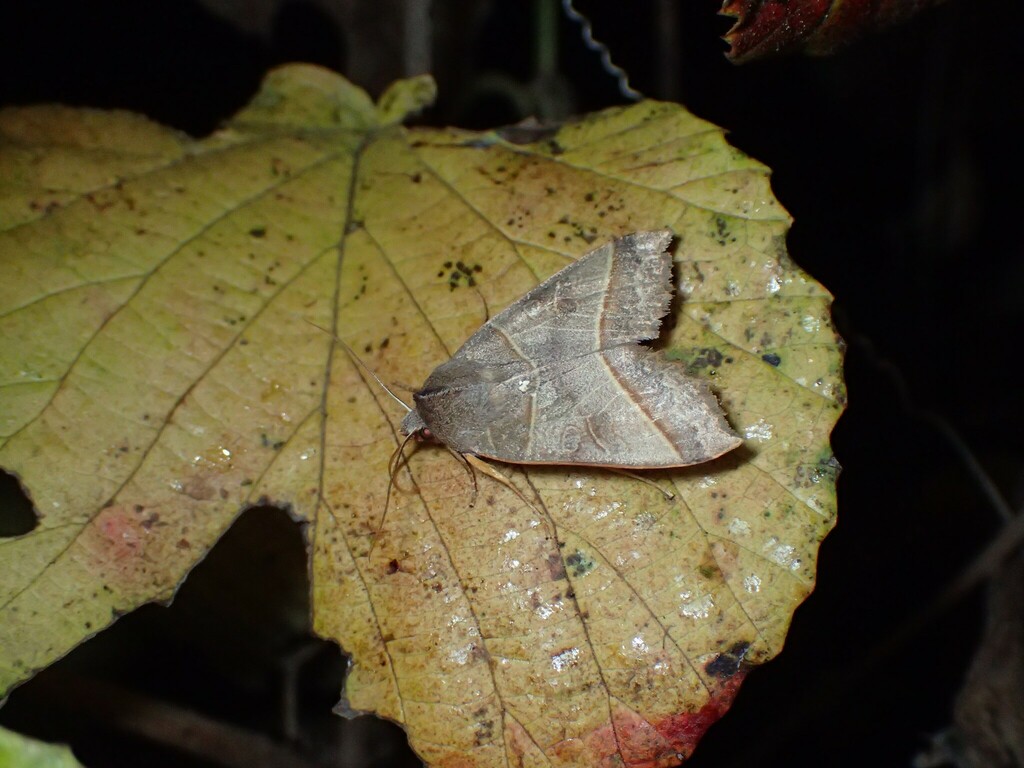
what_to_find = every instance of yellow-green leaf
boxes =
[0,727,84,768]
[0,63,844,767]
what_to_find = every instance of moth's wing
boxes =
[414,229,741,466]
[420,346,740,467]
[481,229,676,352]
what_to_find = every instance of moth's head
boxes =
[399,409,433,441]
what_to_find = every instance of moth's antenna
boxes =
[305,320,412,413]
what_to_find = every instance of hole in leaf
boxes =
[0,470,37,537]
[0,505,419,768]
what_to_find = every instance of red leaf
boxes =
[721,0,946,62]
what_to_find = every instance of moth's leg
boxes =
[608,468,676,501]
[372,467,400,559]
[388,439,416,494]
[446,448,479,506]
[464,454,543,514]
[371,435,421,558]
[471,285,491,321]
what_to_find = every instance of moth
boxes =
[398,230,741,469]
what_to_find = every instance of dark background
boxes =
[1,1,1021,766]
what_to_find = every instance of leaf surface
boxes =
[0,727,83,768]
[0,64,845,767]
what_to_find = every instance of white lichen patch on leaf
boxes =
[0,65,844,768]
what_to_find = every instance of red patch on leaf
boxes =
[79,504,153,586]
[649,670,747,760]
[582,669,748,767]
[722,0,942,62]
